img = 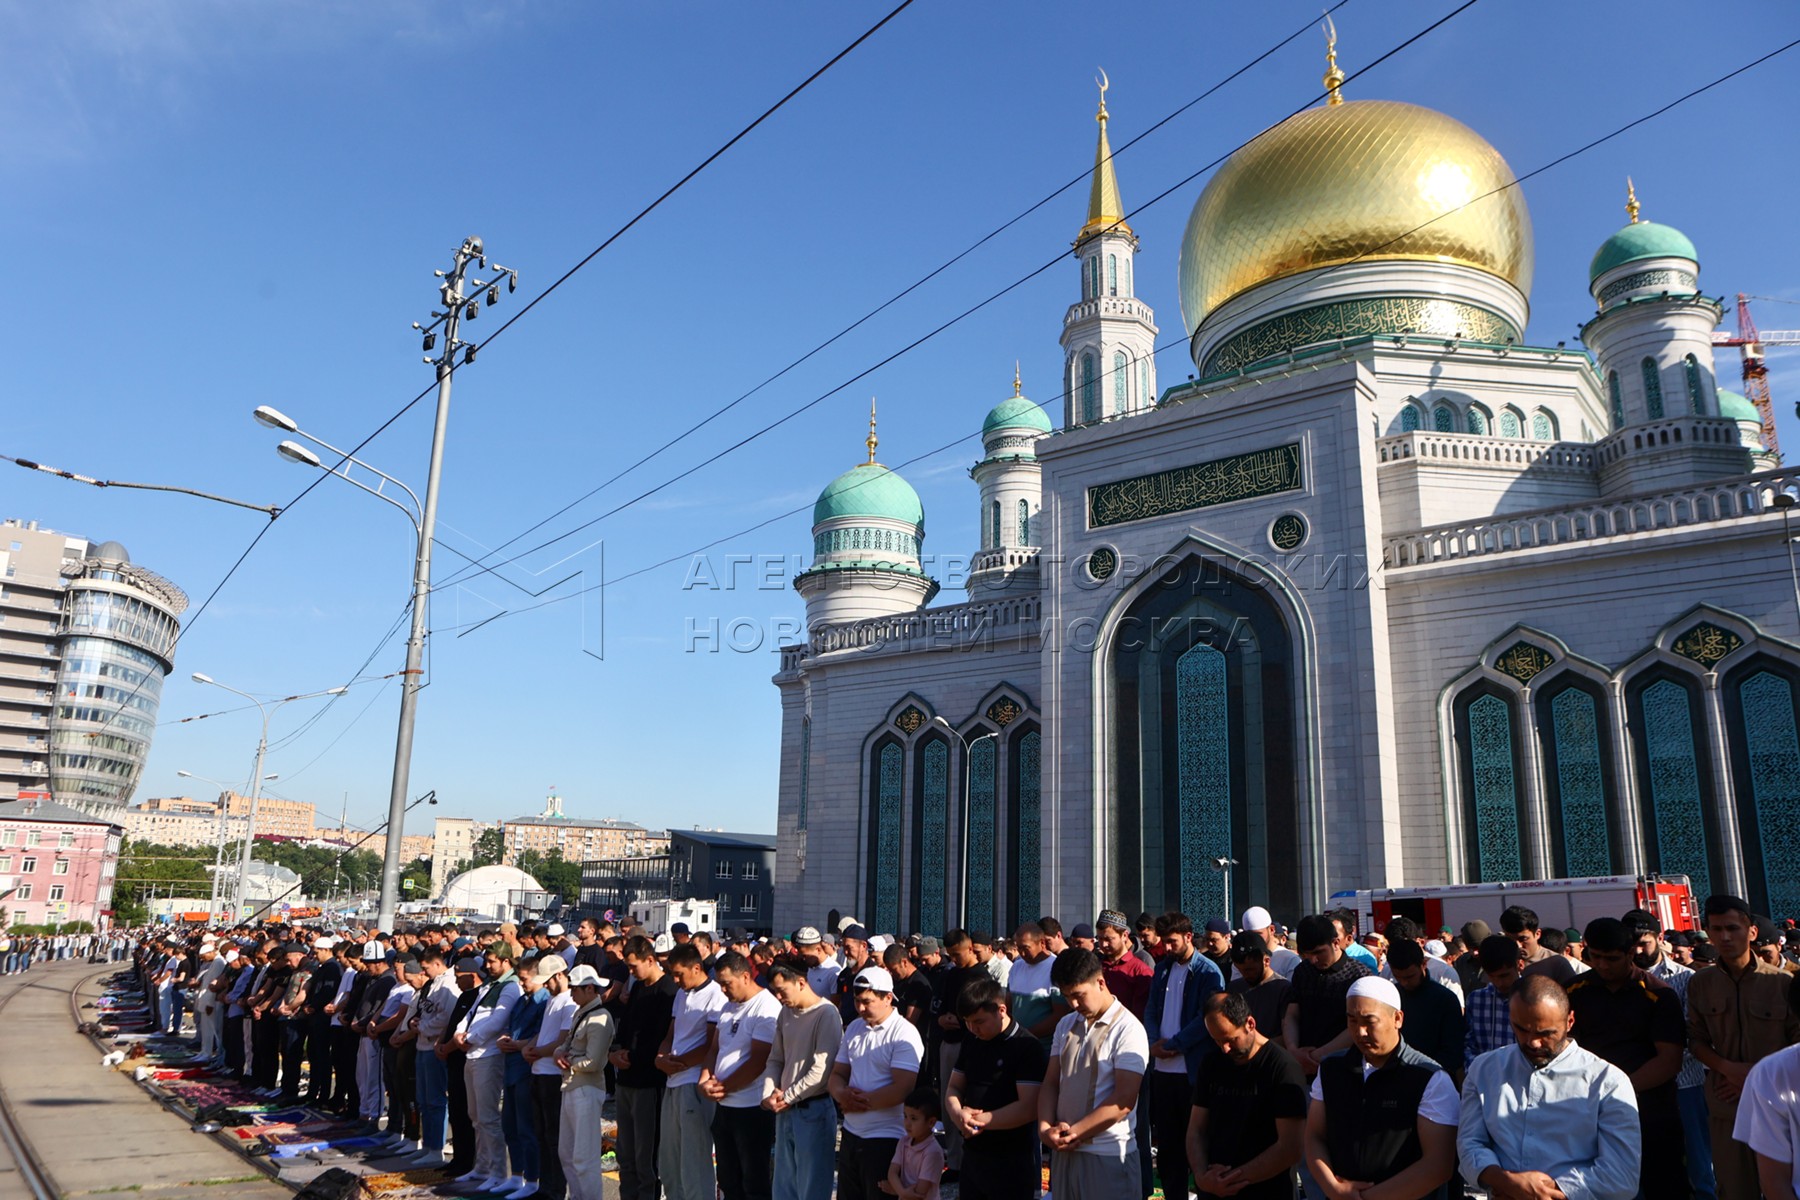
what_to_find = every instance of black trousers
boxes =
[224,1014,246,1077]
[446,1052,474,1172]
[251,1015,281,1088]
[332,1025,360,1110]
[1641,1090,1692,1200]
[960,1148,1041,1200]
[384,1040,415,1136]
[1150,1069,1193,1199]
[279,1018,309,1099]
[305,1016,335,1100]
[836,1131,898,1200]
[711,1103,775,1200]
[530,1075,565,1200]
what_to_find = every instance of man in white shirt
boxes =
[702,951,780,1200]
[522,955,575,1200]
[1037,947,1150,1199]
[1732,1041,1800,1200]
[829,965,923,1200]
[1239,908,1302,979]
[655,943,726,1200]
[409,947,462,1167]
[454,948,521,1190]
[193,941,227,1064]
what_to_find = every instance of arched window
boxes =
[1499,409,1522,438]
[1124,257,1132,297]
[1107,254,1118,297]
[990,500,1002,549]
[1010,726,1042,929]
[1685,354,1707,415]
[1399,405,1422,433]
[1113,351,1128,415]
[1018,499,1031,547]
[868,739,905,934]
[912,737,950,935]
[1088,256,1101,299]
[1433,405,1455,432]
[1534,678,1617,877]
[1080,353,1098,423]
[1609,371,1624,429]
[1723,662,1800,920]
[964,731,998,930]
[1467,406,1489,435]
[1532,411,1554,441]
[1139,358,1150,407]
[1176,643,1232,917]
[1453,685,1526,881]
[1627,674,1716,896]
[1641,358,1664,420]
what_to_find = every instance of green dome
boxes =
[1589,220,1697,284]
[813,464,924,529]
[1718,389,1759,422]
[982,395,1053,436]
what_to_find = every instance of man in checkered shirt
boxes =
[1463,936,1523,1069]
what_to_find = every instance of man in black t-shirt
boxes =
[885,944,935,1047]
[1187,990,1307,1200]
[945,975,1047,1200]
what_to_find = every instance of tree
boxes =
[513,849,581,905]
[471,827,506,869]
[400,856,433,900]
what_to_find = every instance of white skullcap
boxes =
[1241,906,1274,932]
[1425,939,1448,958]
[1347,976,1403,1011]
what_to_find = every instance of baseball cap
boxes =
[536,954,569,977]
[837,916,862,933]
[1203,918,1232,936]
[1229,931,1267,959]
[1241,906,1274,932]
[869,935,892,954]
[452,937,473,951]
[916,936,941,955]
[671,922,691,936]
[454,956,484,974]
[841,924,868,942]
[853,966,894,994]
[546,924,565,937]
[793,926,822,946]
[1070,923,1095,940]
[568,964,603,987]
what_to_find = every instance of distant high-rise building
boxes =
[0,519,186,814]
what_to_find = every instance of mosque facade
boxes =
[770,66,1800,936]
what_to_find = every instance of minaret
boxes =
[968,365,1050,597]
[1059,70,1159,428]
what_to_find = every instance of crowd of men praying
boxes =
[126,893,1800,1200]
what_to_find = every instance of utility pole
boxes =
[331,792,346,905]
[376,237,515,932]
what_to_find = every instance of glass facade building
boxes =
[46,542,186,812]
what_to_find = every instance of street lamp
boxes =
[178,767,276,921]
[1208,855,1241,929]
[190,674,345,921]
[258,236,507,932]
[1773,493,1800,629]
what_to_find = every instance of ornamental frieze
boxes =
[1088,443,1302,529]
[1202,296,1518,377]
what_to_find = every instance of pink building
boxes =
[0,795,122,929]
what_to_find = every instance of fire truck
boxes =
[1330,874,1696,939]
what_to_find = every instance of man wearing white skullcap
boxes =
[1238,907,1302,979]
[1302,975,1459,1199]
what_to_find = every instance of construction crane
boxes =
[1712,293,1800,459]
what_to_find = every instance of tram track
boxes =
[0,962,99,1200]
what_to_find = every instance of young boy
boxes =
[884,1089,945,1200]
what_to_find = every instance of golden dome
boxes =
[1179,100,1534,333]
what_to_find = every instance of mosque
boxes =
[769,49,1800,937]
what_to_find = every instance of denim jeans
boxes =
[502,1070,539,1181]
[772,1097,836,1200]
[416,1049,450,1152]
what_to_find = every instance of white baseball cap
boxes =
[568,964,603,987]
[535,954,569,977]
[1241,906,1274,932]
[853,966,894,994]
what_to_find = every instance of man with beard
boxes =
[1198,920,1233,981]
[1459,976,1641,1200]
[1186,991,1305,1200]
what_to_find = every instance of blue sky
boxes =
[8,1,1798,839]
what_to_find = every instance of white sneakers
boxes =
[503,1182,539,1199]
